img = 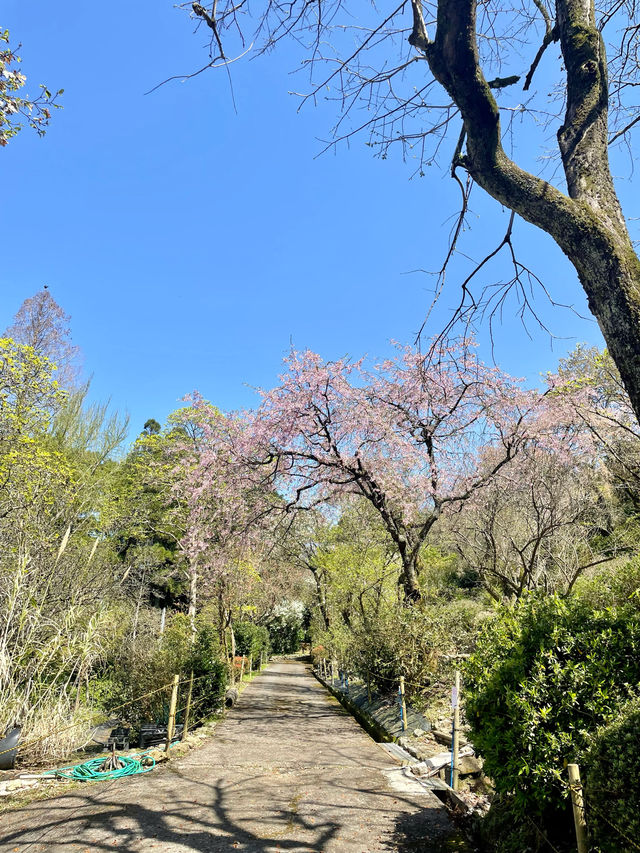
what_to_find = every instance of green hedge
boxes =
[234,621,270,665]
[464,593,640,850]
[585,696,640,852]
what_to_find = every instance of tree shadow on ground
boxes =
[0,768,455,853]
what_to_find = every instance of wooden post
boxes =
[182,670,194,740]
[399,676,407,732]
[165,674,179,753]
[249,655,253,678]
[452,670,460,791]
[568,763,588,853]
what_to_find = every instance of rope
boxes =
[0,671,218,761]
[565,776,640,853]
[43,752,156,782]
[323,664,431,692]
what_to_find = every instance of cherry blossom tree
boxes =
[238,340,555,602]
[170,397,286,646]
[554,345,640,496]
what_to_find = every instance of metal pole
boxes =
[165,674,179,753]
[452,670,460,791]
[568,763,588,853]
[182,671,194,740]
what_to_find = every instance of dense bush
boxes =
[267,602,306,654]
[464,593,640,851]
[95,613,227,728]
[585,696,640,853]
[349,598,483,708]
[188,620,228,721]
[234,621,270,665]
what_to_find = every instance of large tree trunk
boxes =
[416,0,640,423]
[308,564,330,629]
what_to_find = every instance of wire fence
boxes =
[316,658,638,852]
[0,660,269,766]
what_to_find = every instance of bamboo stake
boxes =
[452,670,460,791]
[165,674,179,753]
[399,676,407,732]
[182,671,194,740]
[568,763,588,853]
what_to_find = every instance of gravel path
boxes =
[0,660,452,852]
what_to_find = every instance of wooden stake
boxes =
[399,676,407,732]
[249,656,253,678]
[452,670,460,791]
[182,671,194,740]
[165,674,179,753]
[568,763,588,853]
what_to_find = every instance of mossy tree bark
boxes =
[413,0,640,422]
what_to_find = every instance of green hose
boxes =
[44,752,156,781]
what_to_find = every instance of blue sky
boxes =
[3,0,628,443]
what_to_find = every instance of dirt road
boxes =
[0,660,452,852]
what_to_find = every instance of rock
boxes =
[147,749,169,763]
[432,728,452,746]
[412,728,427,738]
[409,745,437,762]
[458,754,483,775]
[423,752,452,773]
[410,762,432,778]
[5,779,35,791]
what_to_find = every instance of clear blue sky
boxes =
[3,0,625,443]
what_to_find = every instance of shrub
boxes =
[267,602,306,654]
[95,613,227,728]
[348,598,484,709]
[464,593,640,850]
[234,621,270,665]
[188,620,228,720]
[585,696,640,853]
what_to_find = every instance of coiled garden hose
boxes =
[44,752,156,781]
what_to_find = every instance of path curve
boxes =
[0,660,451,852]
